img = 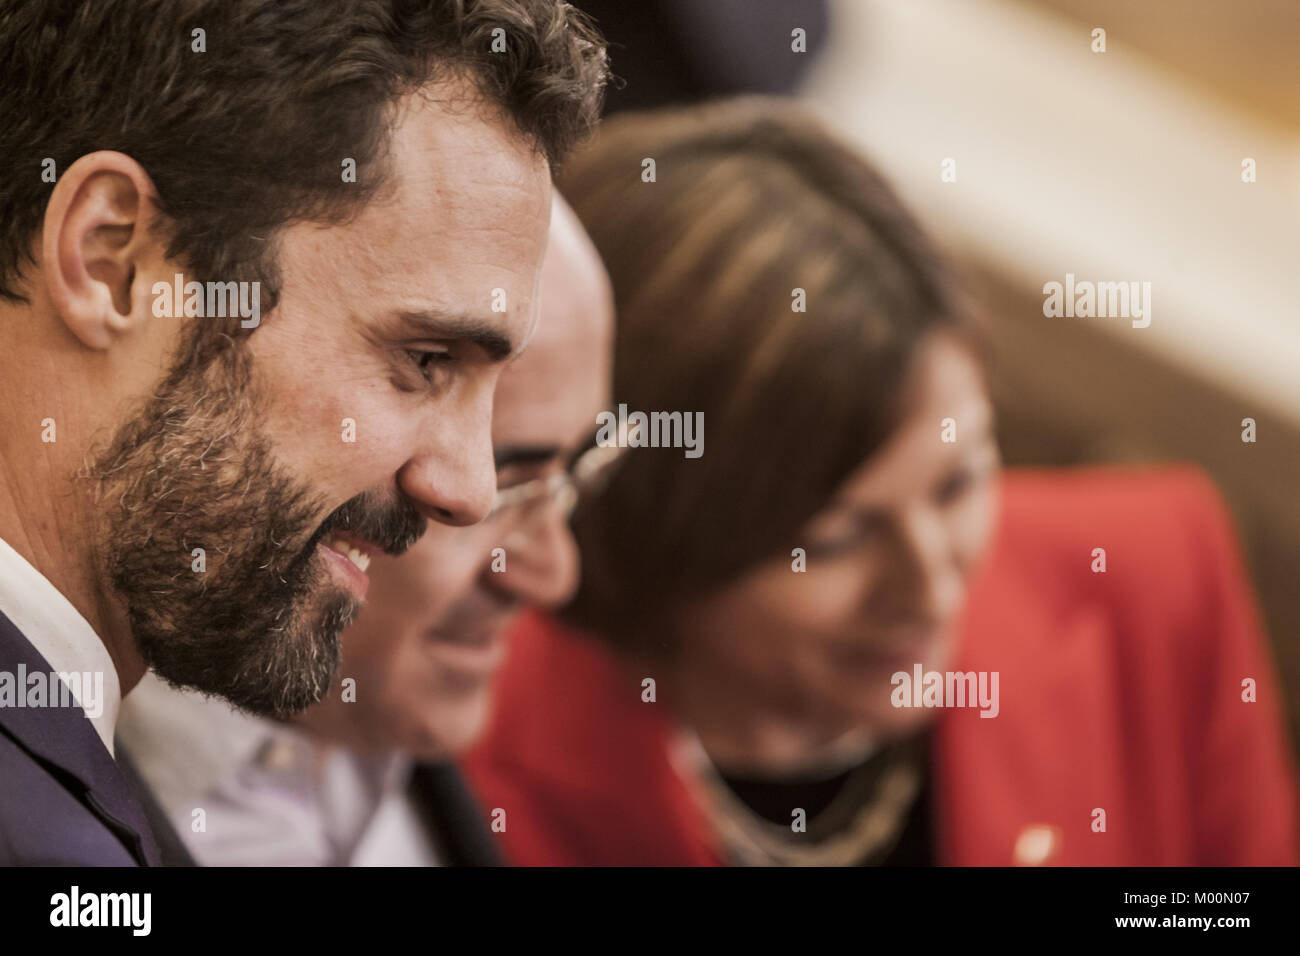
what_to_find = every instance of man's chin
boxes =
[146,588,356,719]
[409,691,495,758]
[259,593,359,718]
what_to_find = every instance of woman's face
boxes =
[677,333,1001,740]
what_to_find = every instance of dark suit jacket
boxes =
[114,745,198,867]
[117,747,500,867]
[410,761,503,867]
[0,609,160,866]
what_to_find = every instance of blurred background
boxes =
[574,0,1300,754]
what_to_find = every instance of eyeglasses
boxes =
[485,441,622,524]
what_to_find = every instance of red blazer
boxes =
[463,467,1300,865]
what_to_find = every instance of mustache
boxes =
[312,489,428,557]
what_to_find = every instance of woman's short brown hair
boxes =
[560,97,979,650]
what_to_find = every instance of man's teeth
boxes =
[326,537,371,573]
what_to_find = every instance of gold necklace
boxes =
[677,733,923,867]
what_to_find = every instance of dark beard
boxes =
[88,333,425,718]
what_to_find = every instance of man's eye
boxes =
[494,466,535,492]
[405,348,454,385]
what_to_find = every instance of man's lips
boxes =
[317,532,384,599]
[426,622,506,648]
[423,621,512,682]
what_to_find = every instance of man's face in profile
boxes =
[91,87,551,718]
[300,201,613,756]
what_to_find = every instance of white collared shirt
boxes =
[0,534,121,755]
[117,673,441,867]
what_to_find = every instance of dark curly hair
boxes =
[0,0,608,308]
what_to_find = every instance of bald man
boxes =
[117,197,615,866]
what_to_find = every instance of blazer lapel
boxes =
[0,609,161,866]
[410,761,504,866]
[114,744,197,866]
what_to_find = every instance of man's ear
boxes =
[41,150,163,351]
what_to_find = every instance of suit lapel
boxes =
[114,744,197,866]
[0,609,160,865]
[410,761,504,866]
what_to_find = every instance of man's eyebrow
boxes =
[494,444,562,470]
[395,310,517,362]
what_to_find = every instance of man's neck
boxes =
[0,455,145,693]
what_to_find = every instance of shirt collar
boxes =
[0,534,121,755]
[115,671,281,813]
[118,673,418,864]
[117,673,412,810]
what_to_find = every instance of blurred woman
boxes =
[464,99,1298,865]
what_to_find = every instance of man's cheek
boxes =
[260,353,405,472]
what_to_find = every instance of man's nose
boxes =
[395,409,497,528]
[494,505,581,609]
